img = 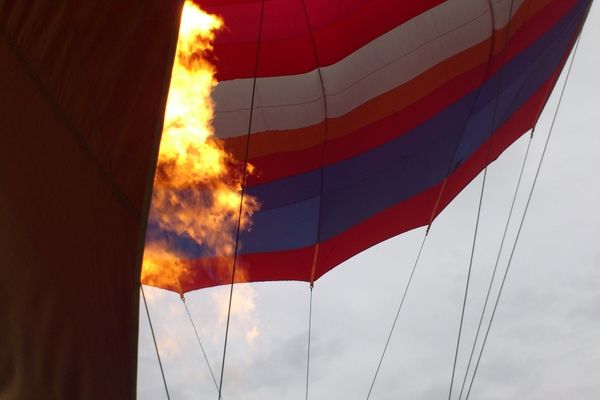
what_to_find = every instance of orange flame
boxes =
[142,1,259,293]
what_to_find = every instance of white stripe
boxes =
[213,0,527,139]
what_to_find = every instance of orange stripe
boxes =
[224,39,489,160]
[223,0,554,161]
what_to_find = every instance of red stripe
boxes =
[175,246,316,292]
[204,0,576,80]
[202,0,444,79]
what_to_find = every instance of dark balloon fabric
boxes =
[158,0,592,293]
[0,1,180,399]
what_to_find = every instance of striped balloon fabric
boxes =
[171,0,591,292]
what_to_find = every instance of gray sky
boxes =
[137,4,600,399]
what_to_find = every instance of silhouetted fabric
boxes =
[0,1,181,398]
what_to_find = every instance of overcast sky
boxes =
[137,4,600,399]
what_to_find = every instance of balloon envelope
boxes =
[162,0,591,293]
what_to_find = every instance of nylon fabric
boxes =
[0,1,181,398]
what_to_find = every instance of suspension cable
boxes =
[366,230,429,400]
[297,0,330,396]
[305,285,315,400]
[464,31,584,400]
[141,285,171,400]
[216,2,265,399]
[447,1,518,398]
[447,163,489,400]
[182,296,220,394]
[456,134,533,400]
[456,0,588,396]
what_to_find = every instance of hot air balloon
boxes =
[0,0,593,399]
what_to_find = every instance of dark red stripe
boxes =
[201,0,444,79]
